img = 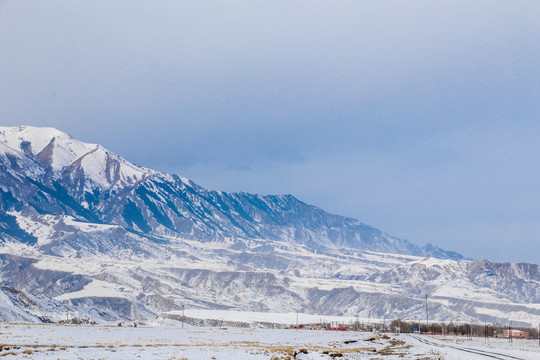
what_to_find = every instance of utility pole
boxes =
[425,294,429,334]
[181,304,185,329]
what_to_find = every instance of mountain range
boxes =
[0,126,538,327]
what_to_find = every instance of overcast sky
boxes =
[1,1,539,263]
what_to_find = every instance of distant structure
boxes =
[501,329,528,339]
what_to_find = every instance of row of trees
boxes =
[387,319,538,339]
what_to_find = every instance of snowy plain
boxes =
[0,322,539,359]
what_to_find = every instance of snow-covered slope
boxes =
[0,125,538,327]
[0,285,77,323]
[1,238,538,327]
[0,125,460,258]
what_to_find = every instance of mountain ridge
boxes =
[1,125,538,328]
[0,125,462,259]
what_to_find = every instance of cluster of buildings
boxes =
[497,329,529,339]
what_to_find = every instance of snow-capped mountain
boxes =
[0,126,538,327]
[0,125,460,258]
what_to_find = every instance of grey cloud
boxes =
[1,0,539,262]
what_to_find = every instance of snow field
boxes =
[0,323,539,359]
[170,309,372,326]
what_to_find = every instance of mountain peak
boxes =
[0,126,95,171]
[0,126,73,153]
[0,126,153,191]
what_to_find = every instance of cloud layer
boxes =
[1,1,539,262]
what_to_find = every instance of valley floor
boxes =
[0,323,539,359]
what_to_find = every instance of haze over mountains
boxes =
[0,126,538,327]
